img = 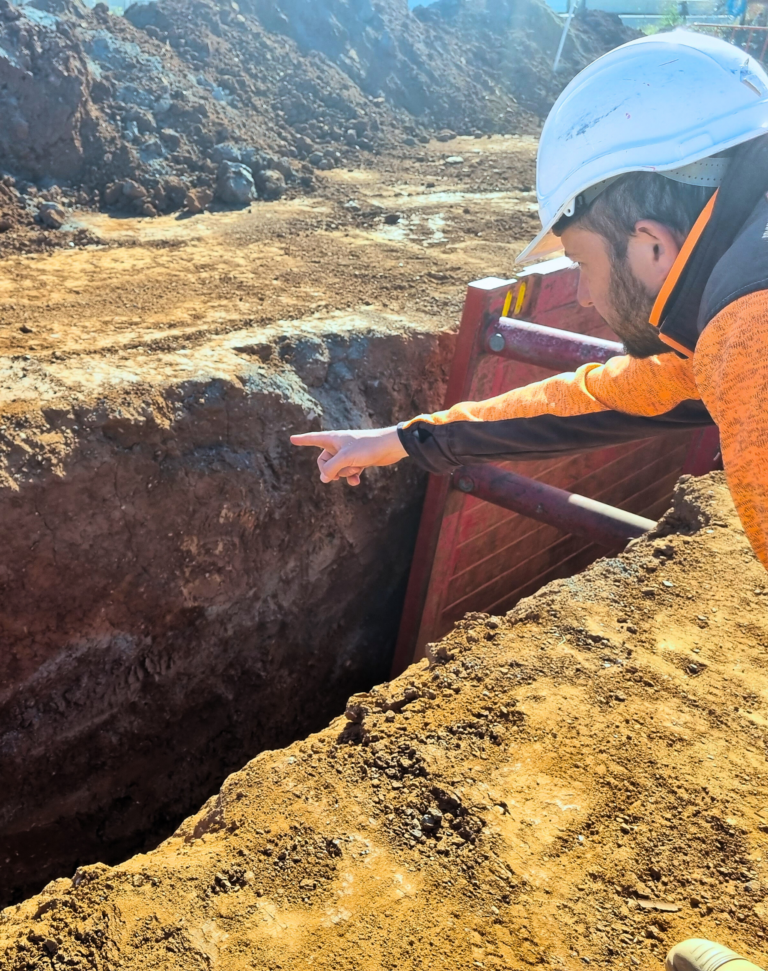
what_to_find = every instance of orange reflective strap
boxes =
[649,190,719,329]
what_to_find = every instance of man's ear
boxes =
[627,219,681,292]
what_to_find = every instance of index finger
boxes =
[291,432,338,449]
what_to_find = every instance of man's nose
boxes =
[576,270,594,308]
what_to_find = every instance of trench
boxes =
[0,312,455,907]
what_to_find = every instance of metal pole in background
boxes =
[553,0,576,72]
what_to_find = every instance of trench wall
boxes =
[0,314,454,906]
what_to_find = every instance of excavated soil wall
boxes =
[0,314,454,907]
[2,473,768,971]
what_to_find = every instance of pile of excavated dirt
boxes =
[0,0,636,227]
[2,472,768,971]
[0,175,100,255]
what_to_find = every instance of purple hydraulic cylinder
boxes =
[453,464,656,547]
[485,317,623,371]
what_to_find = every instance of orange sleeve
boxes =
[693,290,768,570]
[402,352,700,428]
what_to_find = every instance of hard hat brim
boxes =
[516,227,564,266]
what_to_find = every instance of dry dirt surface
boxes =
[2,472,768,970]
[0,136,539,364]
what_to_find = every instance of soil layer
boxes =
[2,472,768,971]
[0,139,538,906]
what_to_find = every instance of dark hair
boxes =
[552,171,716,260]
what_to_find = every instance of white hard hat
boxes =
[518,28,768,264]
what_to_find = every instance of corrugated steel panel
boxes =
[392,260,720,675]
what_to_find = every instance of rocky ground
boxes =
[0,0,636,229]
[2,472,768,971]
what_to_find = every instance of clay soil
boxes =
[3,472,768,971]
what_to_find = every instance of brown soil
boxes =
[0,139,542,908]
[0,0,636,220]
[2,472,768,971]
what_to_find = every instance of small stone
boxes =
[690,895,701,907]
[215,161,256,206]
[274,157,297,181]
[43,940,58,956]
[299,879,316,891]
[435,129,457,142]
[385,711,396,723]
[345,703,369,724]
[254,168,286,200]
[295,134,314,157]
[121,179,147,201]
[614,692,626,702]
[626,625,638,634]
[445,156,464,165]
[635,880,653,898]
[641,587,656,597]
[687,663,700,675]
[184,187,214,215]
[383,212,401,225]
[38,202,66,229]
[210,142,242,164]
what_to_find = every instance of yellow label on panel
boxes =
[502,290,513,318]
[514,282,527,316]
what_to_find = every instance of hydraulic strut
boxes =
[485,316,623,372]
[453,464,656,547]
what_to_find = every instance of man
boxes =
[292,29,768,572]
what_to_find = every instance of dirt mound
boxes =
[414,0,639,118]
[2,471,767,970]
[0,174,100,254]
[0,0,636,221]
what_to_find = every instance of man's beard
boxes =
[604,258,669,359]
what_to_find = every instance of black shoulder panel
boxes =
[698,194,768,333]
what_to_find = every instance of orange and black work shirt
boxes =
[398,135,768,571]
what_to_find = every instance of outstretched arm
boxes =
[291,352,700,484]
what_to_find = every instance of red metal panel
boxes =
[391,260,721,676]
